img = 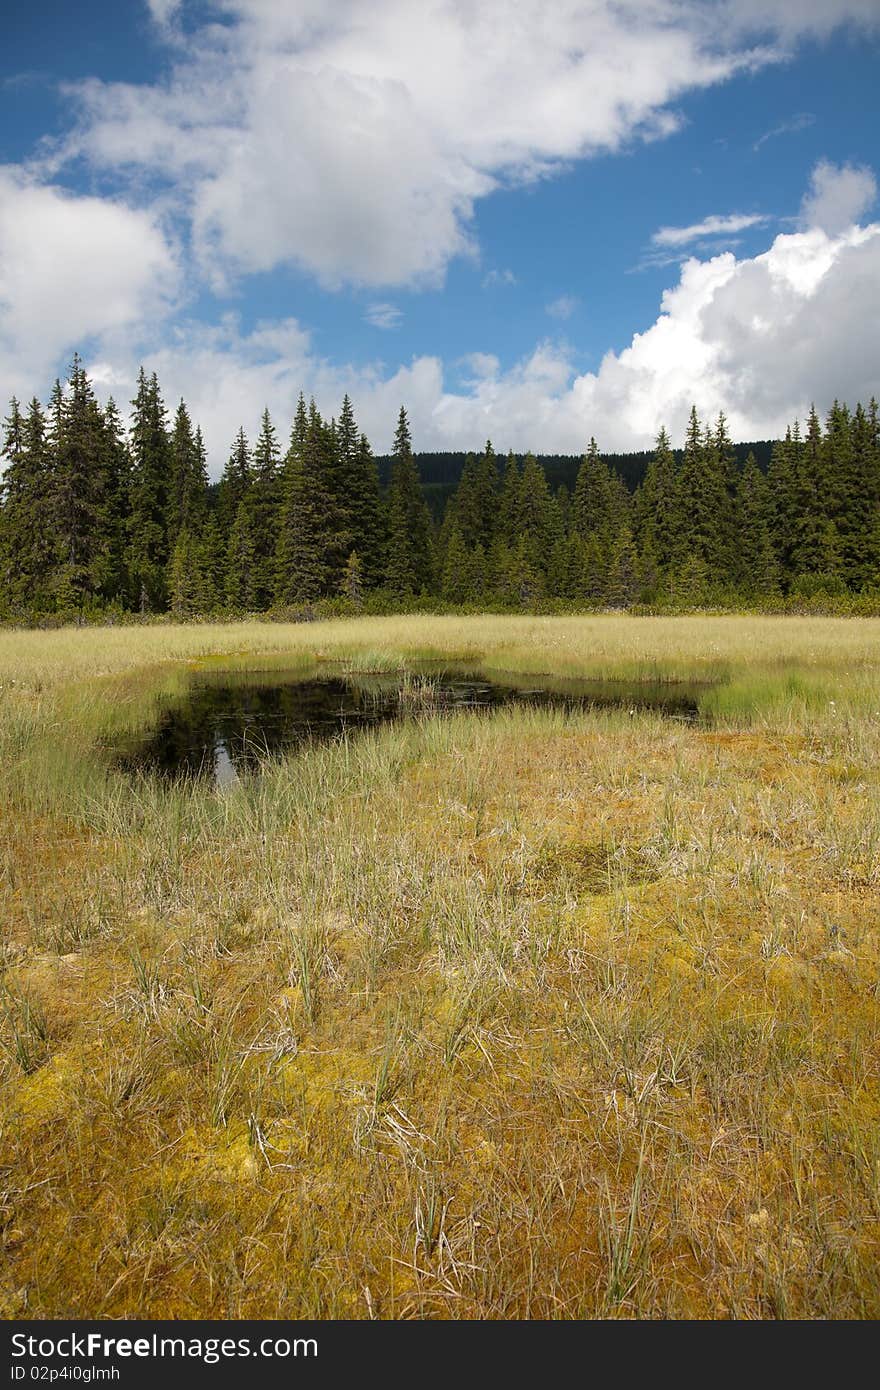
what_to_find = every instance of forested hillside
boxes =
[1,356,877,620]
[375,442,776,521]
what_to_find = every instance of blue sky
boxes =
[1,1,879,465]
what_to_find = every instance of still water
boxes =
[115,667,705,785]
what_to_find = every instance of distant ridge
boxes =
[375,442,776,517]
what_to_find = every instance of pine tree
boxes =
[250,408,282,608]
[497,453,522,545]
[790,415,825,579]
[519,452,553,580]
[338,397,384,588]
[474,441,499,551]
[676,407,726,572]
[218,427,252,535]
[636,426,681,575]
[386,407,433,596]
[605,526,639,607]
[340,551,364,608]
[572,439,609,542]
[441,523,470,603]
[275,403,334,603]
[711,411,740,582]
[737,453,779,597]
[52,357,119,610]
[129,368,172,611]
[767,427,797,577]
[169,400,202,542]
[169,527,207,617]
[101,396,132,604]
[0,398,55,613]
[225,498,256,609]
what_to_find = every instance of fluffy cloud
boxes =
[85,315,445,465]
[416,219,880,452]
[0,167,179,402]
[74,192,878,468]
[800,158,877,235]
[57,0,880,291]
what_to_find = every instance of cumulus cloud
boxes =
[653,213,770,247]
[68,187,879,469]
[410,218,880,453]
[51,2,876,294]
[56,0,838,291]
[84,315,444,465]
[800,158,877,235]
[0,166,179,402]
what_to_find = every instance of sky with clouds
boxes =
[1,0,879,467]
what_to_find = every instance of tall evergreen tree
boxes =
[169,401,207,541]
[386,407,433,596]
[129,368,172,611]
[275,403,335,603]
[337,396,385,589]
[0,398,55,612]
[675,406,726,575]
[50,357,121,610]
[250,408,282,608]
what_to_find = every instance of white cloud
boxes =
[800,158,877,235]
[84,315,445,467]
[364,302,403,330]
[146,0,181,25]
[59,0,867,291]
[0,166,179,402]
[653,212,769,247]
[753,111,814,150]
[74,193,880,468]
[459,352,501,380]
[408,218,880,453]
[482,269,517,289]
[546,295,579,320]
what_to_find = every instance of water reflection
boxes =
[114,667,706,784]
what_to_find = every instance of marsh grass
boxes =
[1,615,880,1317]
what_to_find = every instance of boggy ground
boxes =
[1,614,879,1318]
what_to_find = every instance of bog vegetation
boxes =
[1,614,880,1318]
[1,359,879,623]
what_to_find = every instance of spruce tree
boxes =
[129,368,172,611]
[225,498,256,610]
[169,401,198,541]
[338,397,384,589]
[386,407,433,596]
[0,398,55,613]
[737,453,779,597]
[675,407,726,576]
[250,408,282,608]
[275,403,334,603]
[218,427,252,535]
[497,452,522,545]
[51,357,119,610]
[101,396,132,604]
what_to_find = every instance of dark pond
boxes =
[114,667,706,785]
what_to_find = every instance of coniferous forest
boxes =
[1,355,879,622]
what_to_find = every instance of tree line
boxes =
[1,356,878,619]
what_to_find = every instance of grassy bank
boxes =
[2,615,880,1317]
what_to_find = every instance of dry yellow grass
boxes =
[1,615,880,1318]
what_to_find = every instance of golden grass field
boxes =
[2,613,880,1318]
